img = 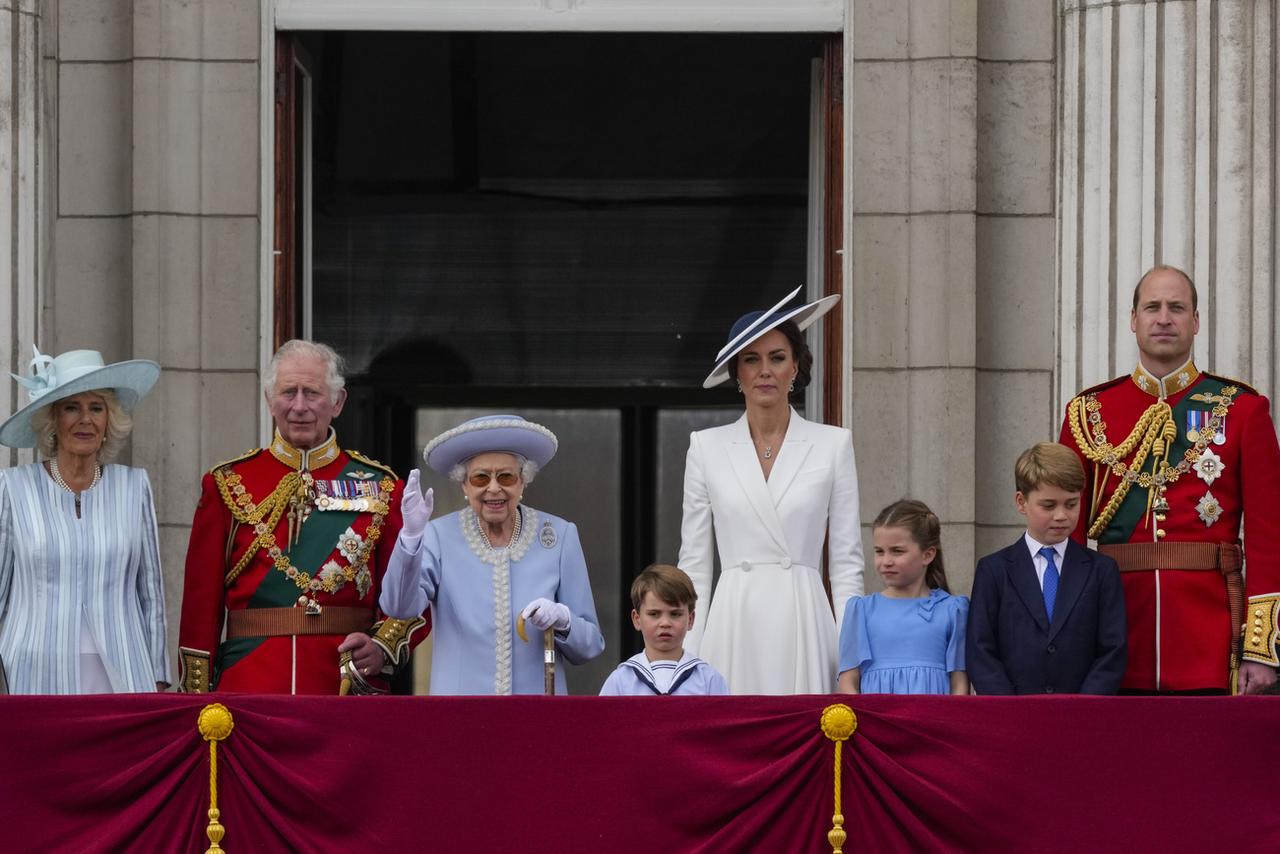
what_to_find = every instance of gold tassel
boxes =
[197,703,235,853]
[820,704,858,854]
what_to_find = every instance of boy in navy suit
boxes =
[967,443,1127,694]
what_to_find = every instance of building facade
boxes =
[1,0,1276,685]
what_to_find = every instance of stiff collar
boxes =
[268,428,340,471]
[1130,357,1199,399]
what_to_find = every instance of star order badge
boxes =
[1195,491,1223,527]
[1192,447,1224,485]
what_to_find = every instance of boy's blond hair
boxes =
[630,564,697,611]
[1015,442,1085,494]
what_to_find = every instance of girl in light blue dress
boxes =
[837,500,968,695]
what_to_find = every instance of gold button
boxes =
[1156,529,1167,539]
[1155,514,1167,522]
[1257,609,1265,617]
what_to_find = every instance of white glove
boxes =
[521,598,571,633]
[400,469,434,543]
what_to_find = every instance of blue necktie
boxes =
[1039,546,1059,620]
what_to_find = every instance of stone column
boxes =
[849,0,1058,590]
[973,1,1057,559]
[0,0,49,469]
[850,0,980,587]
[1058,0,1278,406]
[52,0,263,673]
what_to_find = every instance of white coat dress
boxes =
[678,410,864,694]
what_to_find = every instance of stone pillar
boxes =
[973,0,1057,560]
[1058,0,1278,406]
[52,0,263,674]
[0,0,49,469]
[850,0,980,588]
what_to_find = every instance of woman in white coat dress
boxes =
[679,287,865,694]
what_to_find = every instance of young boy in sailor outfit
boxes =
[599,565,729,696]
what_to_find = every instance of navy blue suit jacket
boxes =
[966,537,1127,695]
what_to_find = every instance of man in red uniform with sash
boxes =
[178,340,429,694]
[1059,266,1280,693]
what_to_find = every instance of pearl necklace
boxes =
[50,457,101,495]
[477,506,522,551]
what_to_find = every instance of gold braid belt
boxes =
[1067,387,1238,539]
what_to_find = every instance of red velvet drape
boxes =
[1,694,1276,852]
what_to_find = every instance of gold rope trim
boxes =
[820,703,858,854]
[1066,387,1239,539]
[197,703,235,853]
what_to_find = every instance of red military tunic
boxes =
[178,430,429,694]
[1059,360,1280,691]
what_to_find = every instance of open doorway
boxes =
[275,31,841,692]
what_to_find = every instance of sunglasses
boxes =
[468,470,519,488]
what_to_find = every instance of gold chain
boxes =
[1066,387,1239,539]
[215,465,394,594]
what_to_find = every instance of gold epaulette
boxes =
[208,447,262,477]
[348,449,398,480]
[1241,594,1280,667]
[1202,372,1260,397]
[180,647,212,693]
[371,616,428,667]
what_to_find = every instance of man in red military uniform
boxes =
[1059,266,1280,693]
[178,340,429,694]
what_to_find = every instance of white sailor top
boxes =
[598,651,729,696]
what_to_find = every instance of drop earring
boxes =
[736,380,743,393]
[789,378,795,392]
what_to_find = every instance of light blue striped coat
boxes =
[0,462,171,693]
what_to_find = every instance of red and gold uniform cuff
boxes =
[180,647,212,693]
[1241,594,1280,667]
[371,617,427,668]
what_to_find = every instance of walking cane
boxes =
[517,614,556,695]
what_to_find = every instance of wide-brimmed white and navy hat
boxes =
[0,347,160,448]
[703,286,841,388]
[422,414,559,476]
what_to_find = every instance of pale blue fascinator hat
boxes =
[422,414,559,476]
[0,347,160,448]
[702,285,841,389]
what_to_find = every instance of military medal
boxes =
[1196,491,1223,527]
[314,478,383,512]
[1193,447,1224,485]
[1186,410,1206,443]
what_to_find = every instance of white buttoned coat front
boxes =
[678,410,865,694]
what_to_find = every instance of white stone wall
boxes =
[49,0,263,678]
[851,0,1057,593]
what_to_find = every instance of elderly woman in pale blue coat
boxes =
[380,415,604,694]
[0,348,170,693]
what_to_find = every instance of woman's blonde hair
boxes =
[30,388,133,462]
